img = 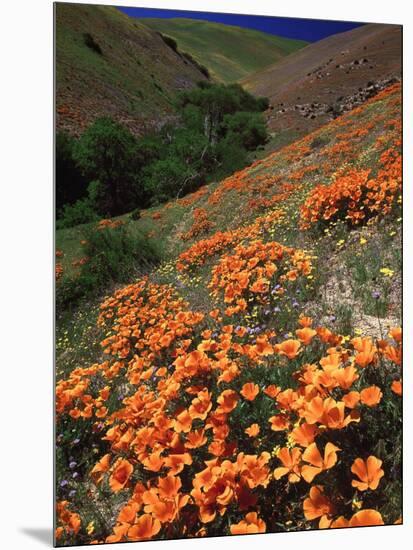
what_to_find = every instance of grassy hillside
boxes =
[55,4,207,137]
[243,23,401,152]
[142,18,307,83]
[55,82,401,544]
[57,81,401,356]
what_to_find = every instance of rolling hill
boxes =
[141,17,308,83]
[55,4,208,137]
[243,23,401,151]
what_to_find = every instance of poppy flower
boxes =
[298,316,313,327]
[301,442,340,482]
[118,502,140,524]
[269,414,290,431]
[245,423,260,437]
[264,385,281,399]
[90,453,111,484]
[106,523,129,543]
[290,422,318,447]
[391,379,402,396]
[296,327,317,345]
[230,512,266,534]
[240,382,260,401]
[333,365,359,389]
[360,385,383,407]
[276,339,301,359]
[217,389,239,413]
[349,509,384,526]
[127,514,161,541]
[389,327,401,343]
[303,485,334,521]
[173,409,193,433]
[164,453,192,475]
[351,456,384,491]
[186,429,208,449]
[142,451,164,473]
[343,391,360,409]
[109,458,134,493]
[274,447,302,483]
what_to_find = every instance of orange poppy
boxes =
[301,442,340,482]
[276,339,301,359]
[303,485,334,521]
[389,327,401,343]
[351,456,384,491]
[290,423,318,447]
[157,474,182,499]
[273,447,302,483]
[264,385,281,399]
[349,509,384,527]
[240,382,260,401]
[391,379,402,396]
[186,429,208,449]
[217,389,239,413]
[296,327,317,345]
[164,453,192,475]
[360,385,383,407]
[109,458,134,493]
[230,512,266,534]
[245,423,260,437]
[298,316,313,327]
[173,409,193,433]
[142,450,164,473]
[333,365,359,389]
[269,414,290,431]
[90,453,111,484]
[118,501,140,524]
[127,514,161,541]
[342,391,360,409]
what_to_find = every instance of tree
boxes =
[56,132,87,213]
[222,111,268,151]
[73,118,139,216]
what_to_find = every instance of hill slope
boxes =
[57,82,401,334]
[243,23,401,151]
[55,4,208,137]
[55,83,401,544]
[142,17,307,83]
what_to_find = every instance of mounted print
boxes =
[55,2,402,546]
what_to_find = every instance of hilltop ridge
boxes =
[142,17,307,83]
[55,4,208,137]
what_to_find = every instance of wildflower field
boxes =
[55,82,402,544]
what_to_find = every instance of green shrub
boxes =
[56,198,99,229]
[83,33,103,55]
[158,33,178,53]
[130,208,141,221]
[56,225,161,309]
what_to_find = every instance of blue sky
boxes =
[117,6,365,42]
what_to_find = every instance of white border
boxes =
[0,0,411,549]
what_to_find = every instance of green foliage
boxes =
[56,132,88,213]
[56,225,161,309]
[158,32,178,52]
[56,198,99,229]
[130,208,141,221]
[73,117,140,216]
[57,85,269,218]
[222,111,268,150]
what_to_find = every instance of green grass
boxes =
[55,4,207,133]
[142,18,307,83]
